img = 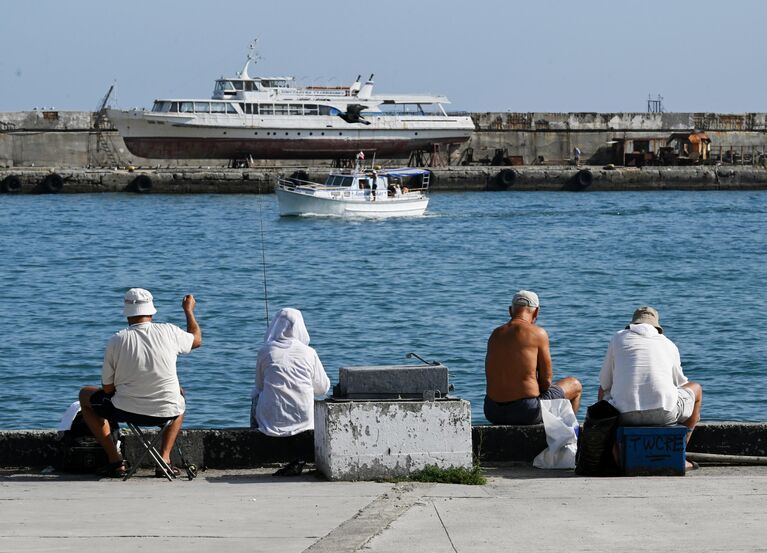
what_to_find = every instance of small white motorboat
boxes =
[276,166,431,217]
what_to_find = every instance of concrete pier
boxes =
[2,465,767,552]
[2,165,767,194]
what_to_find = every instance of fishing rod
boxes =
[255,186,270,329]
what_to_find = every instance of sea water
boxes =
[1,190,765,428]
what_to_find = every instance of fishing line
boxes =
[255,186,270,328]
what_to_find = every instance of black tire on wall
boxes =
[0,175,22,194]
[495,168,516,189]
[37,173,64,194]
[128,174,153,194]
[574,169,593,190]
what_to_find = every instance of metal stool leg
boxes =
[123,420,176,481]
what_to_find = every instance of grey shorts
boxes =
[484,385,565,425]
[619,387,696,426]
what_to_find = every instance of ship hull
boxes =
[108,109,474,160]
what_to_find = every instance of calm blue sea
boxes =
[1,190,766,429]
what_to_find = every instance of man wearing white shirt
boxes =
[79,288,202,477]
[598,306,702,468]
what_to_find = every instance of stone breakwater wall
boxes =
[2,165,766,194]
[0,422,765,469]
[2,110,767,169]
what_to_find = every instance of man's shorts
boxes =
[89,389,177,427]
[618,387,696,426]
[484,385,566,425]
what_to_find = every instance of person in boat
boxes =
[371,170,378,201]
[598,306,703,469]
[484,290,582,425]
[79,288,202,477]
[251,308,330,437]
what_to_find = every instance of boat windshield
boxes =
[324,175,355,187]
[214,80,236,93]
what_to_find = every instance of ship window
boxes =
[289,104,302,115]
[304,104,319,116]
[169,102,179,112]
[211,102,226,113]
[341,176,354,187]
[260,104,273,115]
[151,101,166,112]
[232,81,244,91]
[215,80,236,92]
[226,103,237,114]
[180,102,194,113]
[244,81,255,91]
[273,104,288,115]
[318,105,339,116]
[194,102,210,113]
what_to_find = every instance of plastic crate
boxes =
[617,425,687,476]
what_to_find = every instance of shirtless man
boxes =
[484,290,582,425]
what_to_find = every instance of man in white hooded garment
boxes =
[251,308,330,436]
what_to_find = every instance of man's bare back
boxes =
[485,318,553,402]
[483,291,582,424]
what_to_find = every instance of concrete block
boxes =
[314,399,472,481]
[335,364,449,399]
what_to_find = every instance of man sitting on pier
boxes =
[78,288,202,477]
[484,290,582,425]
[598,306,703,469]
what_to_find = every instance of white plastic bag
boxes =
[533,398,578,469]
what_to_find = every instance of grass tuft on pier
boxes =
[400,463,487,485]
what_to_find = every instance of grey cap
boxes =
[630,306,663,333]
[512,290,539,308]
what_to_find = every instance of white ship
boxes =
[107,43,474,160]
[276,166,431,217]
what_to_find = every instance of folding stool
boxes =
[117,413,179,481]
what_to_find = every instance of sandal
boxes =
[98,460,128,478]
[155,464,181,478]
[273,460,306,477]
[686,460,700,472]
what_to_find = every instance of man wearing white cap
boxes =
[599,306,703,469]
[484,290,582,425]
[79,288,202,477]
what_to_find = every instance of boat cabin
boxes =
[323,168,431,195]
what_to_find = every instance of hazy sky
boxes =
[1,0,765,113]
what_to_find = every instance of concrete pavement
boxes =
[2,465,766,553]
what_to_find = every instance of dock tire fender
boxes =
[39,173,64,194]
[496,168,516,189]
[0,175,22,194]
[129,174,153,194]
[289,170,309,185]
[575,169,593,189]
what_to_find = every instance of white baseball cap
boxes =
[512,290,540,308]
[123,288,157,317]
